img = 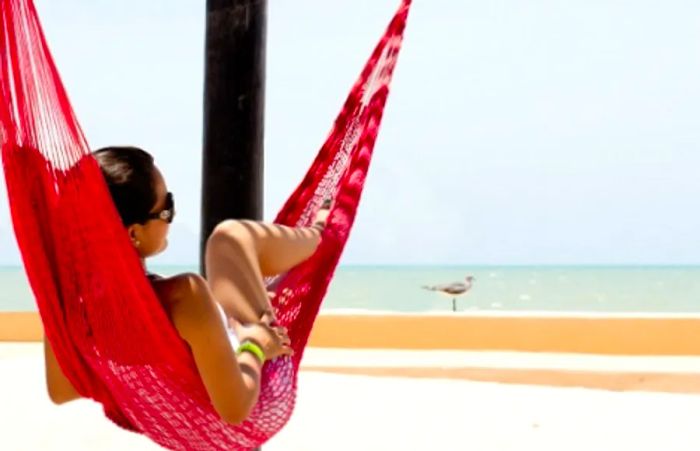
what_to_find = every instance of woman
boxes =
[43,146,330,425]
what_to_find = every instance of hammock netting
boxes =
[0,0,410,449]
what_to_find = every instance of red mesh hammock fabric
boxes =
[0,0,411,449]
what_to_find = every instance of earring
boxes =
[133,239,141,248]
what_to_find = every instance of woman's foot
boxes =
[312,198,332,230]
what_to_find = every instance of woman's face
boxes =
[128,166,172,259]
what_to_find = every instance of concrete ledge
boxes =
[4,311,700,355]
[0,312,42,341]
[307,313,700,355]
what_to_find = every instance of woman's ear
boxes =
[127,224,141,248]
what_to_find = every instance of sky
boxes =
[2,0,700,266]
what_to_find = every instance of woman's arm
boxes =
[43,336,81,404]
[166,273,268,425]
[45,271,283,424]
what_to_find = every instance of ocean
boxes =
[2,265,700,313]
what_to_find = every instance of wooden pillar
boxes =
[201,0,267,274]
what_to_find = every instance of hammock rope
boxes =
[0,0,412,449]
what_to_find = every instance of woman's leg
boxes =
[205,219,326,324]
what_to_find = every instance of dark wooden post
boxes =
[201,4,266,447]
[200,0,267,274]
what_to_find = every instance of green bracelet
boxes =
[237,340,265,364]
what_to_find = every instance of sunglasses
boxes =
[145,192,175,224]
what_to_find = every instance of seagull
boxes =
[422,276,475,312]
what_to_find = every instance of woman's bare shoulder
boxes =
[151,273,217,340]
[151,273,207,300]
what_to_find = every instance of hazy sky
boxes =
[2,0,700,265]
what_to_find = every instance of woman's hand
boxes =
[231,317,292,360]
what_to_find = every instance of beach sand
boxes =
[2,343,700,451]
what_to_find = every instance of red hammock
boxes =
[0,0,410,449]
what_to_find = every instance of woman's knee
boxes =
[206,220,254,254]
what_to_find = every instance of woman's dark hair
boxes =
[93,146,157,226]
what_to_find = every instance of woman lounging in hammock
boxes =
[43,145,330,425]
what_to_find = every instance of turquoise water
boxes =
[2,265,700,313]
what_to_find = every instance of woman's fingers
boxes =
[260,310,276,325]
[235,322,293,359]
[271,326,292,355]
[274,326,289,341]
